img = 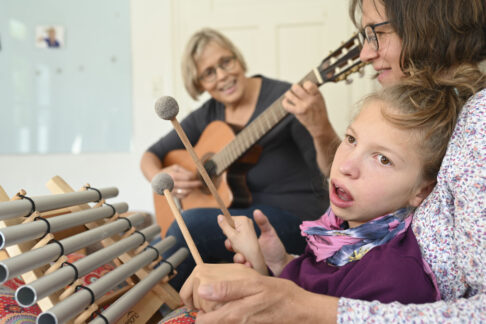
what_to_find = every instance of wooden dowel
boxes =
[164,189,204,265]
[170,119,235,228]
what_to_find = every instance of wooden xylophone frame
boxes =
[0,175,184,324]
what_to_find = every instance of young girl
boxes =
[176,0,485,321]
[212,66,483,305]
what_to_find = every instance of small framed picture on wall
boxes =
[36,25,65,49]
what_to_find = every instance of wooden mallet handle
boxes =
[164,188,203,265]
[155,95,235,228]
[152,173,204,264]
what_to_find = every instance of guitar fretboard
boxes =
[212,70,319,175]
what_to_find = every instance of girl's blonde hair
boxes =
[181,28,247,100]
[363,64,485,182]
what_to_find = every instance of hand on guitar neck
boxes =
[283,81,331,138]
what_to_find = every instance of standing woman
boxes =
[140,28,328,290]
[179,0,486,323]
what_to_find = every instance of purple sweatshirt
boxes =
[279,226,437,304]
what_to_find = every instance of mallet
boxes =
[154,96,235,228]
[152,172,204,264]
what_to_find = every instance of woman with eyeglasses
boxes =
[141,28,328,291]
[176,0,486,323]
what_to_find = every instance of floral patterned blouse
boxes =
[338,89,486,323]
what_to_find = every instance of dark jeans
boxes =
[156,204,306,291]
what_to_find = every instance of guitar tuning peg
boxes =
[346,78,354,85]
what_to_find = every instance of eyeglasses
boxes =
[198,56,237,84]
[358,21,390,51]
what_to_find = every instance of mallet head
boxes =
[154,96,179,120]
[151,173,174,195]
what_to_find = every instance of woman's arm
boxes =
[140,151,164,182]
[338,295,486,323]
[282,81,340,177]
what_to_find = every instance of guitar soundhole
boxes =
[200,154,219,195]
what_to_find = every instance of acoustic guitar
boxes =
[154,33,367,235]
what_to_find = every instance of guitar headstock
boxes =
[316,32,368,85]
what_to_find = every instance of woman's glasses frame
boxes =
[358,21,390,51]
[198,55,237,84]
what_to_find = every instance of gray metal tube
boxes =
[36,238,176,324]
[0,187,118,220]
[0,213,146,283]
[0,202,128,248]
[90,248,188,324]
[16,225,164,307]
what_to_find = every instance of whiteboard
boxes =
[0,0,132,154]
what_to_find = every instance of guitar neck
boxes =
[211,70,321,175]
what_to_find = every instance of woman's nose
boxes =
[215,66,229,80]
[359,41,378,63]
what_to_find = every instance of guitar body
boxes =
[153,120,261,236]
